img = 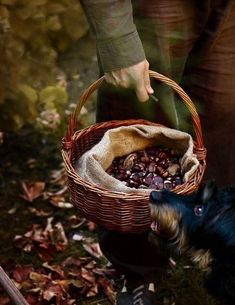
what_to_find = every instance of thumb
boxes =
[144,64,154,95]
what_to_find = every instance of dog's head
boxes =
[149,182,235,255]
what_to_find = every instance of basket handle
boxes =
[64,70,204,149]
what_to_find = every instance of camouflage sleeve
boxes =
[80,0,146,72]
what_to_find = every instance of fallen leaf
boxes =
[25,293,38,305]
[62,256,84,268]
[67,216,86,229]
[12,265,33,283]
[46,185,68,196]
[83,243,103,259]
[80,267,96,285]
[48,222,68,250]
[42,262,65,278]
[84,261,96,270]
[28,207,51,217]
[98,277,116,304]
[50,168,66,185]
[0,296,10,305]
[57,279,83,290]
[20,181,45,202]
[29,271,50,284]
[25,224,44,243]
[43,217,53,234]
[42,283,66,304]
[38,244,55,262]
[86,283,98,297]
[50,195,73,209]
[14,235,33,253]
[43,288,57,301]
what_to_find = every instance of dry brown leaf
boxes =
[38,244,55,262]
[47,185,68,196]
[29,271,51,284]
[62,256,84,268]
[28,207,51,217]
[42,262,65,278]
[12,265,33,283]
[67,215,86,229]
[86,283,98,297]
[57,279,83,290]
[20,181,45,202]
[14,235,33,253]
[50,168,66,185]
[42,283,66,304]
[44,217,53,234]
[80,267,96,285]
[43,288,57,301]
[48,222,68,250]
[0,296,11,305]
[50,195,73,209]
[83,243,103,259]
[98,277,116,304]
[25,293,39,305]
[84,261,96,270]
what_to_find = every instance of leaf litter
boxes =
[0,152,117,305]
[9,209,117,304]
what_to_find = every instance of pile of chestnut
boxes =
[106,146,183,190]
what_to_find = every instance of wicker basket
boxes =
[61,71,207,233]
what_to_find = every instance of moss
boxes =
[156,260,217,305]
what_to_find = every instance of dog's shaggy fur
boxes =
[149,182,235,304]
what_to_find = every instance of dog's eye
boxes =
[194,205,204,216]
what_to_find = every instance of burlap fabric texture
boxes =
[75,124,199,194]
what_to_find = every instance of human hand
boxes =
[104,59,154,102]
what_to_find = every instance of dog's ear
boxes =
[205,255,235,303]
[198,181,217,204]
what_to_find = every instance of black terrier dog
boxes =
[149,182,235,304]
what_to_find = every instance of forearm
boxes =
[80,0,145,71]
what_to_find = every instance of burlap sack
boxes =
[75,124,199,194]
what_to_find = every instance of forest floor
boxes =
[0,32,218,305]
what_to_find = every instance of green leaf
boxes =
[17,84,38,103]
[39,86,68,110]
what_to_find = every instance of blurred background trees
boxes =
[0,0,89,131]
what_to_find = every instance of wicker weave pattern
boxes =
[62,71,207,233]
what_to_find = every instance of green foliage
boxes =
[0,0,88,131]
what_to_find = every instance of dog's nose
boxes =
[150,191,164,204]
